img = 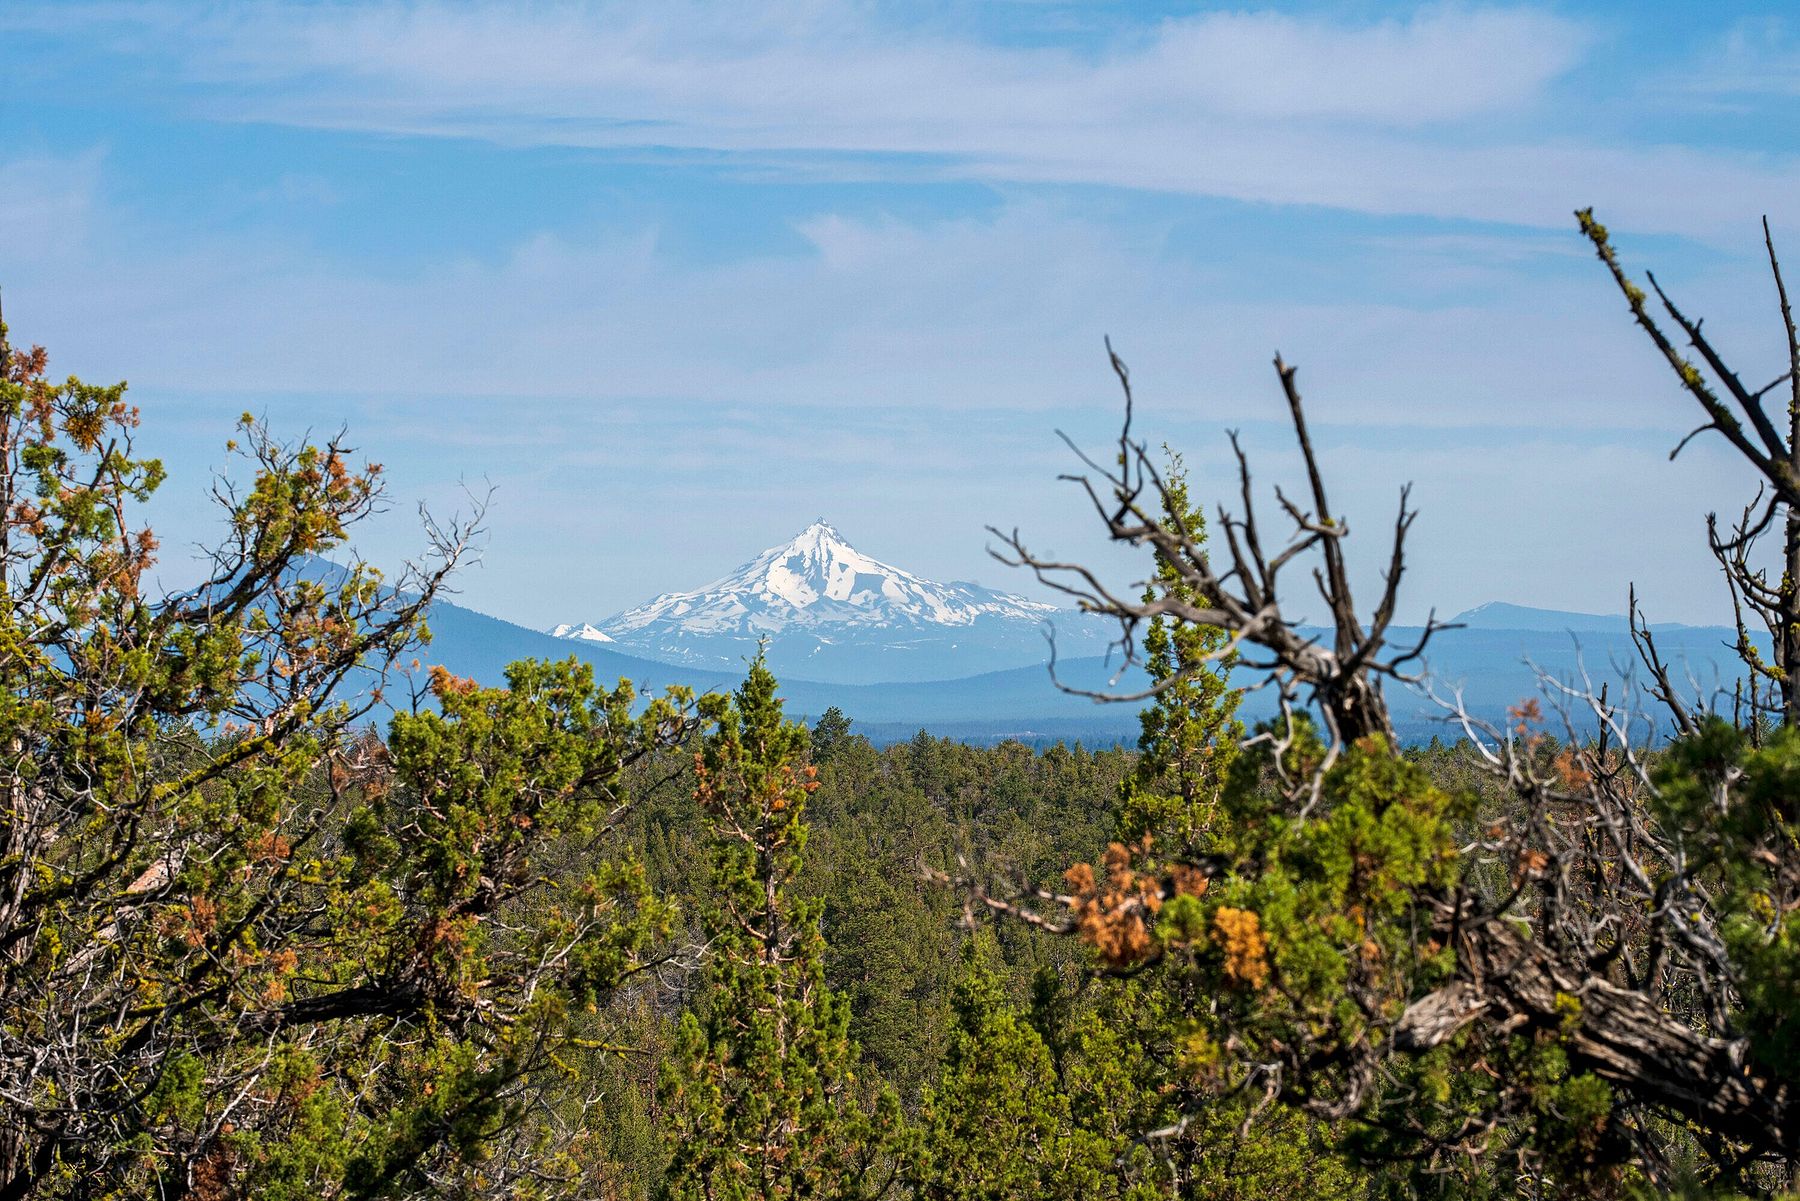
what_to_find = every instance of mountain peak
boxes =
[744,521,907,611]
[561,523,1058,639]
[777,519,852,558]
[548,522,1116,682]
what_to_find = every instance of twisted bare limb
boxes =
[990,345,1452,760]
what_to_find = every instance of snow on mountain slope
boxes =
[609,521,1054,635]
[546,622,614,643]
[551,521,1109,683]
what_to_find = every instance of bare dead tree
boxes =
[977,215,1800,1185]
[990,340,1454,766]
[1582,209,1800,727]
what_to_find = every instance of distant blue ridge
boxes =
[294,557,1754,747]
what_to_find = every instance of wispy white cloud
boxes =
[501,6,1557,122]
[111,1,1582,125]
[23,1,1788,238]
[0,174,1712,436]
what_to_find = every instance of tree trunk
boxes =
[1399,916,1796,1157]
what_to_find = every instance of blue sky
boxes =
[1,1,1796,630]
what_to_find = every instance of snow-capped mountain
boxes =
[611,521,1057,633]
[551,521,1113,683]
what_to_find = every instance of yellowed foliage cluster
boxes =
[1211,906,1269,990]
[1064,841,1164,967]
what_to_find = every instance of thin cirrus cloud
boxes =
[179,2,1585,126]
[26,0,1797,240]
[28,1,1772,237]
[0,174,1690,438]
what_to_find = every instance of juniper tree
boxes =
[0,312,695,1199]
[986,221,1800,1195]
[659,657,897,1201]
[906,938,1118,1201]
[1005,457,1354,1197]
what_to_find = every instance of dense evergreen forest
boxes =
[1,214,1799,1200]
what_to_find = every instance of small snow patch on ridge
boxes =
[548,622,614,643]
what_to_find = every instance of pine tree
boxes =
[810,705,854,764]
[659,657,896,1200]
[1116,448,1242,846]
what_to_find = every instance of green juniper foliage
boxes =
[1033,455,1358,1199]
[0,321,693,1200]
[963,214,1800,1197]
[907,938,1119,1201]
